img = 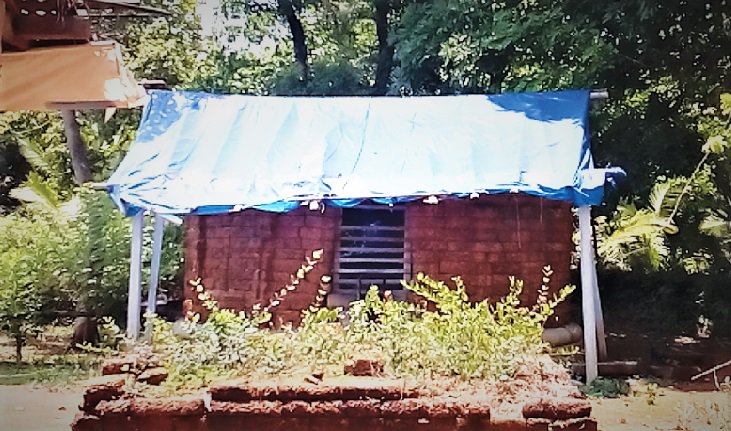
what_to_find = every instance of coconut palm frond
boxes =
[16,137,52,176]
[699,214,731,238]
[9,172,79,219]
[648,180,683,218]
[10,172,60,210]
[638,231,670,271]
[597,207,674,271]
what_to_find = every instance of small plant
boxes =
[645,382,659,405]
[98,316,124,350]
[264,249,324,313]
[580,377,630,398]
[75,317,123,356]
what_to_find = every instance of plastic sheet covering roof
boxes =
[107,89,624,215]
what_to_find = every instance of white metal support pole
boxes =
[147,214,165,316]
[578,206,598,382]
[143,214,165,342]
[126,212,144,340]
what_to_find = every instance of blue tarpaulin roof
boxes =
[107,89,623,216]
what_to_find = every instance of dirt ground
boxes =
[0,385,81,431]
[594,387,730,431]
[0,382,728,431]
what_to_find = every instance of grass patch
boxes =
[0,356,101,386]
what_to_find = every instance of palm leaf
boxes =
[648,180,683,218]
[597,208,674,271]
[16,137,51,175]
[700,214,731,238]
[10,172,62,213]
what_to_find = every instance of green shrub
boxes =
[347,273,574,380]
[151,269,574,391]
[0,211,77,362]
[0,189,184,361]
[72,189,183,323]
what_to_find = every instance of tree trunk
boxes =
[72,316,99,347]
[278,0,309,85]
[15,334,22,364]
[60,110,92,184]
[373,0,394,95]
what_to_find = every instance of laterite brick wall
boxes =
[405,195,574,325]
[184,194,575,325]
[184,207,341,324]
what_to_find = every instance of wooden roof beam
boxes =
[3,0,18,15]
[1,1,30,52]
[83,0,170,15]
[13,15,90,42]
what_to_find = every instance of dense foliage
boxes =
[151,271,573,390]
[0,190,182,360]
[0,211,76,362]
[0,0,730,345]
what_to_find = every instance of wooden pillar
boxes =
[1,1,6,54]
[578,206,598,382]
[60,110,93,184]
[126,212,144,340]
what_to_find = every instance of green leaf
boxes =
[702,135,728,154]
[720,93,731,117]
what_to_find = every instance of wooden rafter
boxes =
[84,0,170,15]
[1,3,29,51]
[3,0,18,15]
[13,16,90,41]
[0,0,168,52]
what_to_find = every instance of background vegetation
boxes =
[0,0,730,359]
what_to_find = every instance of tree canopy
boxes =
[0,0,730,336]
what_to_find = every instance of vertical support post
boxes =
[126,212,144,340]
[60,110,93,184]
[0,1,6,55]
[578,206,598,382]
[144,214,165,341]
[147,214,165,315]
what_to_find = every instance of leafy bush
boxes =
[151,269,573,391]
[0,211,77,362]
[0,189,183,360]
[71,189,183,322]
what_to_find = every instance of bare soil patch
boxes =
[0,385,82,431]
[592,387,730,431]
